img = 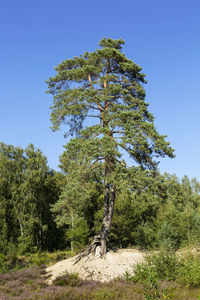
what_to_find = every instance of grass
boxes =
[0,250,73,274]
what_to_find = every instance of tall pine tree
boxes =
[46,38,174,256]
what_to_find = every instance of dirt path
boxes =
[46,248,145,283]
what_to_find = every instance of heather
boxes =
[1,249,200,299]
[1,262,200,299]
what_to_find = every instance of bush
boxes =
[156,222,180,250]
[178,255,200,288]
[125,250,200,289]
[125,250,180,283]
[27,253,51,266]
[0,253,27,274]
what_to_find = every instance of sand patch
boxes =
[46,248,144,283]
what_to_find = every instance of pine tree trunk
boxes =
[74,157,116,262]
[71,211,74,252]
[74,173,116,263]
[100,183,115,256]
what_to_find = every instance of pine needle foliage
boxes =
[46,38,175,255]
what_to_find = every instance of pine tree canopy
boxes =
[46,37,174,171]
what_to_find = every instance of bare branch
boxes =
[88,74,93,88]
[89,105,100,111]
[97,103,103,112]
[86,115,101,118]
[116,159,127,167]
[87,157,105,170]
[112,131,125,134]
[88,74,103,112]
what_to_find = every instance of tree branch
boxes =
[112,131,125,134]
[87,157,105,170]
[116,159,127,167]
[88,74,93,89]
[86,115,101,118]
[89,105,101,111]
[88,74,103,112]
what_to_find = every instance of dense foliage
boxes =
[125,250,200,293]
[0,136,200,255]
[53,159,200,251]
[0,143,66,254]
[1,141,200,255]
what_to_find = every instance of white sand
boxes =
[46,248,144,283]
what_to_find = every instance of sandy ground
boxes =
[46,248,145,283]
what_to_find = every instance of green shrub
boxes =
[0,253,7,273]
[178,255,200,288]
[156,222,179,250]
[0,250,74,274]
[125,250,200,290]
[27,253,50,266]
[126,250,180,283]
[0,254,27,274]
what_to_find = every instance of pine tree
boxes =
[46,37,175,257]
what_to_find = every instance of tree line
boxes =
[0,142,200,254]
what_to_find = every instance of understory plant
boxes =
[125,250,200,289]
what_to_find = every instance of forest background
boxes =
[1,0,200,255]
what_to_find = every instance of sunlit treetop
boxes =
[46,37,175,170]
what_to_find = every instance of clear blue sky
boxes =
[1,0,200,179]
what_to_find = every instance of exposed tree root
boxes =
[74,235,116,264]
